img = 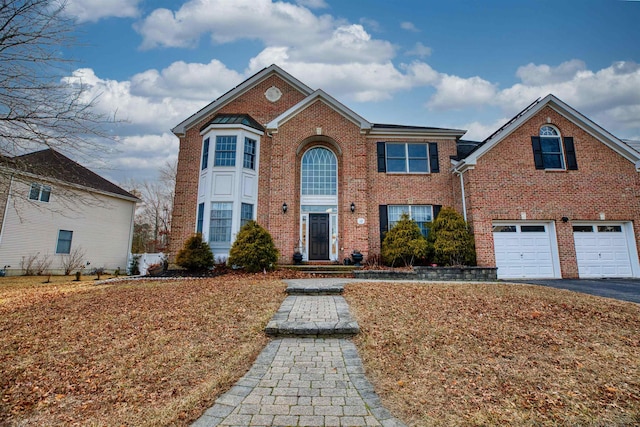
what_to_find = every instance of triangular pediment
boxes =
[265,89,372,132]
[172,65,313,135]
[456,94,640,171]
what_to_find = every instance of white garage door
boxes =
[493,223,557,279]
[573,224,633,278]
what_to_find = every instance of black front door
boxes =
[309,213,329,260]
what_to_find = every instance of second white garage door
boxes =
[573,224,633,278]
[493,223,559,279]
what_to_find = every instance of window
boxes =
[301,147,337,196]
[243,138,256,170]
[521,225,546,232]
[573,225,594,232]
[241,203,253,227]
[29,183,51,202]
[201,138,210,170]
[493,225,516,232]
[388,205,433,237]
[377,142,439,173]
[196,203,204,233]
[532,126,578,170]
[56,230,73,254]
[214,136,237,167]
[386,143,429,173]
[209,202,233,243]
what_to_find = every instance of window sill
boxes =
[543,168,568,172]
[384,172,432,175]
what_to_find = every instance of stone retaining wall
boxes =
[353,266,497,281]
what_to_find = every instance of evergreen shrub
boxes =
[175,233,215,271]
[228,221,279,273]
[381,212,428,267]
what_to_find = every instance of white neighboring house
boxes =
[0,149,138,276]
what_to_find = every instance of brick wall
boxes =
[464,106,640,278]
[169,75,308,258]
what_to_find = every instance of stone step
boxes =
[286,282,344,295]
[264,295,360,337]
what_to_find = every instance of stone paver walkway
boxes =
[192,279,406,427]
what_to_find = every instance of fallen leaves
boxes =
[346,282,640,426]
[0,275,286,426]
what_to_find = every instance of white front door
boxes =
[493,223,559,279]
[573,224,633,278]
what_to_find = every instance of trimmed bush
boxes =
[429,207,476,266]
[175,233,214,271]
[228,221,279,273]
[381,212,429,267]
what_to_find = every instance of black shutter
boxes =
[429,142,440,173]
[564,137,578,170]
[531,136,544,169]
[433,204,442,220]
[379,205,388,245]
[377,142,386,172]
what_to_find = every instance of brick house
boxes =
[170,65,640,279]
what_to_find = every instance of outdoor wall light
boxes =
[350,202,355,213]
[561,216,569,223]
[282,202,288,214]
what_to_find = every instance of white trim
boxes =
[173,65,313,135]
[491,220,561,279]
[456,94,640,171]
[266,90,371,132]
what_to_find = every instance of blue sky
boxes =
[59,0,640,183]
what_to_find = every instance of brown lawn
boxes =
[345,282,640,426]
[0,275,286,426]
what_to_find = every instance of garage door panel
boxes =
[573,224,633,278]
[493,223,557,279]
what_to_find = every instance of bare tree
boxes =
[0,1,118,212]
[0,0,112,156]
[123,160,176,253]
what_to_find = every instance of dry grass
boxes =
[345,282,640,426]
[0,275,286,426]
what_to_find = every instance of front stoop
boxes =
[265,283,360,337]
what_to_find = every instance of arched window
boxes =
[539,125,564,169]
[301,147,337,196]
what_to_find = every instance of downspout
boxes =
[0,175,14,245]
[459,170,467,222]
[453,165,467,222]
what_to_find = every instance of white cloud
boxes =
[400,21,420,32]
[63,68,207,136]
[129,59,243,101]
[62,0,141,22]
[135,0,336,50]
[406,42,432,58]
[461,117,510,142]
[516,59,587,86]
[428,75,497,109]
[295,0,329,8]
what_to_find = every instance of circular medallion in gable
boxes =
[265,86,282,102]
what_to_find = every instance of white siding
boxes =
[0,179,135,275]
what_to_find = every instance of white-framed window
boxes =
[388,205,433,237]
[201,138,210,170]
[56,230,73,254]
[209,202,233,244]
[539,125,565,169]
[196,203,204,233]
[301,147,337,196]
[29,183,51,202]
[386,143,429,173]
[241,203,253,228]
[214,136,237,167]
[243,138,256,170]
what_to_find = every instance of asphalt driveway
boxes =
[513,278,640,304]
